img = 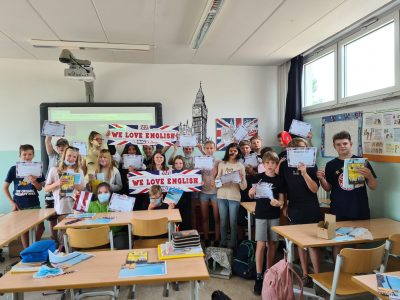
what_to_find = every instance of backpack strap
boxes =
[287,263,304,300]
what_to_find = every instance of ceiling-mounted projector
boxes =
[59,49,95,82]
[64,65,95,82]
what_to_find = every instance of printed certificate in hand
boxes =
[220,170,241,185]
[289,120,312,138]
[16,162,43,177]
[194,156,213,170]
[41,120,65,137]
[179,134,197,147]
[255,182,274,199]
[123,154,143,169]
[287,147,317,167]
[72,142,88,156]
[233,124,248,142]
[108,193,135,212]
[243,153,259,168]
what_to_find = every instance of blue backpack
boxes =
[232,240,256,279]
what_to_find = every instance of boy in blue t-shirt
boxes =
[2,144,45,248]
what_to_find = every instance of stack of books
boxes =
[172,229,201,249]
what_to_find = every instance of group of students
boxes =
[2,128,378,296]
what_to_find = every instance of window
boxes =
[341,21,395,98]
[303,48,336,109]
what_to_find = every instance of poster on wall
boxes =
[321,112,363,158]
[362,109,400,162]
[215,118,258,151]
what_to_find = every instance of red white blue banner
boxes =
[108,124,179,146]
[215,118,258,151]
[73,191,93,212]
[128,169,202,194]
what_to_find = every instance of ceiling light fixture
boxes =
[30,39,151,51]
[190,0,224,49]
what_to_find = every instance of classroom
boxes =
[1,1,400,299]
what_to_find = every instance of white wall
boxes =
[0,58,278,150]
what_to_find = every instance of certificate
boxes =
[243,153,259,168]
[41,120,65,137]
[108,193,135,212]
[255,183,274,200]
[194,156,214,170]
[16,162,43,177]
[123,154,143,169]
[233,124,248,142]
[72,142,88,156]
[96,173,105,182]
[289,120,312,138]
[287,147,317,167]
[179,135,197,147]
[220,170,241,184]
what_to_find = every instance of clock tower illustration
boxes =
[192,82,208,144]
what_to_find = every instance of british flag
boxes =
[215,118,258,151]
[73,191,93,212]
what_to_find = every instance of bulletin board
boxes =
[321,112,363,157]
[362,108,400,162]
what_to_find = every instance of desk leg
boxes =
[168,222,175,242]
[190,280,200,300]
[128,224,132,249]
[29,227,36,245]
[11,292,24,300]
[247,211,251,240]
[285,238,294,264]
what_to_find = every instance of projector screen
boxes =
[40,102,162,171]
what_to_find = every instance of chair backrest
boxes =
[389,234,400,256]
[132,217,168,237]
[65,226,112,250]
[340,244,386,274]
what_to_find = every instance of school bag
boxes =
[205,247,233,279]
[232,240,256,279]
[261,258,303,300]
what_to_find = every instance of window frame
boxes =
[338,11,399,103]
[302,45,337,111]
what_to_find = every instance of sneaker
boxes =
[253,278,263,295]
[302,275,313,288]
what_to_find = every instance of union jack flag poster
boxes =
[108,124,179,146]
[215,118,258,151]
[73,191,93,212]
[128,169,202,194]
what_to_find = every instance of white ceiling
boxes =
[0,0,394,66]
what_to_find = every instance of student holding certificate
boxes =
[87,182,129,249]
[199,140,221,247]
[248,151,284,295]
[45,146,85,248]
[167,143,197,170]
[3,144,46,248]
[279,137,322,285]
[317,131,378,258]
[92,149,122,192]
[84,131,107,179]
[171,156,192,230]
[216,143,247,249]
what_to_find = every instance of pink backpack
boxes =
[262,258,303,300]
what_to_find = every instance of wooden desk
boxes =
[0,209,55,247]
[0,248,209,300]
[352,271,400,300]
[240,202,255,239]
[54,209,182,249]
[272,218,400,262]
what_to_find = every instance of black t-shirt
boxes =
[279,161,322,224]
[325,155,376,220]
[251,173,283,220]
[278,150,287,159]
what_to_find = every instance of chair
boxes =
[63,226,118,300]
[309,243,389,300]
[130,217,169,298]
[131,217,169,249]
[386,234,400,271]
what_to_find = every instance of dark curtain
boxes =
[284,55,304,131]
